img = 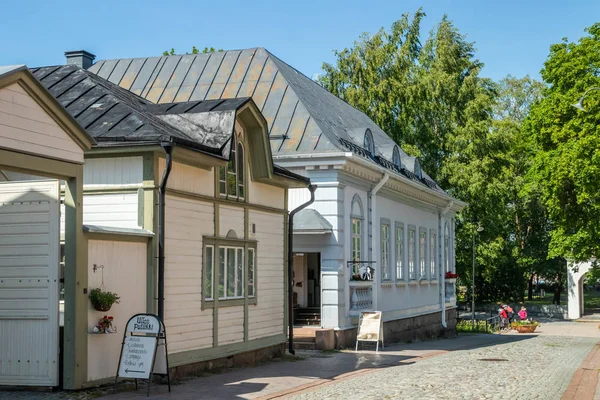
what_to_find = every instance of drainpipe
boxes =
[157,142,174,321]
[439,201,453,328]
[368,173,389,311]
[288,184,317,355]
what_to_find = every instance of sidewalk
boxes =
[100,334,518,400]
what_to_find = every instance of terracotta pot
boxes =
[514,324,537,333]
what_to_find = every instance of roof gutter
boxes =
[274,153,466,209]
[287,184,317,355]
[157,142,174,322]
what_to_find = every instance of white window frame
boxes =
[381,220,391,282]
[444,222,450,273]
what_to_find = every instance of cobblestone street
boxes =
[290,335,597,400]
[0,321,598,400]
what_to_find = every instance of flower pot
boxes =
[514,324,537,333]
[92,302,112,312]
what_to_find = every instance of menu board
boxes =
[356,311,383,351]
[118,336,157,379]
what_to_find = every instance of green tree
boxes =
[524,23,600,263]
[162,46,222,56]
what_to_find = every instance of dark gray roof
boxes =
[293,209,333,234]
[29,65,250,158]
[88,48,443,192]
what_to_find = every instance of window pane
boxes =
[227,248,236,297]
[396,227,403,280]
[420,232,426,278]
[227,142,237,197]
[236,248,244,297]
[248,249,255,297]
[444,237,449,273]
[381,224,390,280]
[430,234,436,279]
[237,143,245,199]
[218,248,225,298]
[205,246,213,299]
[409,230,415,279]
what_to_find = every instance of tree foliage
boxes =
[524,23,600,263]
[319,10,560,302]
[162,46,222,56]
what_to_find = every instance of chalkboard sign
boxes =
[355,311,384,351]
[114,314,170,396]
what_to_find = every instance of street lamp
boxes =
[572,87,600,112]
[472,224,484,325]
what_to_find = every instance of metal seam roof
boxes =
[88,48,446,193]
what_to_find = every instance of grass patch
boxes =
[457,320,495,334]
[280,354,305,362]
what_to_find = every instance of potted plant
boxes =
[89,288,120,312]
[93,315,116,333]
[510,320,540,333]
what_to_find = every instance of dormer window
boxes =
[363,129,375,157]
[392,146,401,169]
[414,158,422,179]
[219,135,245,200]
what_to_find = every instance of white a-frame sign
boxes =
[114,314,171,396]
[355,311,384,351]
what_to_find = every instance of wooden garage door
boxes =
[0,180,60,386]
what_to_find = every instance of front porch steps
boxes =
[294,307,321,326]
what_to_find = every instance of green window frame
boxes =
[203,237,257,308]
[381,222,391,281]
[395,223,404,281]
[408,227,416,280]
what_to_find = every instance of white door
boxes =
[0,180,60,386]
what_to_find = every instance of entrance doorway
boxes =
[0,179,60,386]
[292,253,321,326]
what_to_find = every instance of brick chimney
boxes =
[64,50,96,69]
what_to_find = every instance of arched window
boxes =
[392,146,401,169]
[363,129,375,157]
[219,136,245,200]
[350,195,364,276]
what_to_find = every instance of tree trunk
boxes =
[528,274,534,301]
[553,282,561,305]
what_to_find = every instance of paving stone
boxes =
[289,336,597,400]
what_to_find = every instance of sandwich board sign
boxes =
[114,314,171,396]
[355,311,384,351]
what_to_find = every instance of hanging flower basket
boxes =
[445,272,458,279]
[89,288,120,312]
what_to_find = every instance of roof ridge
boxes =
[94,47,265,63]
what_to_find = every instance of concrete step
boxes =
[295,336,316,343]
[293,341,317,350]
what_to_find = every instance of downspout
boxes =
[158,142,174,321]
[288,184,317,355]
[368,173,389,311]
[439,201,453,328]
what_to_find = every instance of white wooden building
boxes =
[88,48,466,346]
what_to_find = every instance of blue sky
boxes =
[1,0,598,82]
